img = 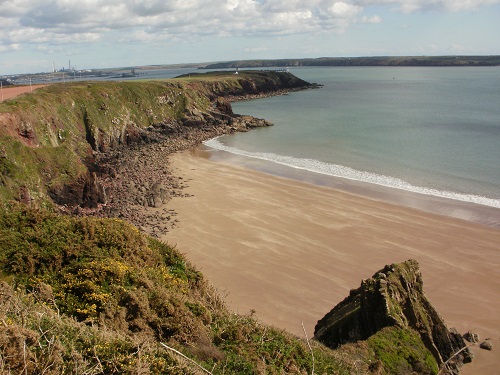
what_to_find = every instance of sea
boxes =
[200,66,500,227]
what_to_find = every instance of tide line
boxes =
[204,137,500,209]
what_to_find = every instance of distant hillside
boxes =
[204,55,500,69]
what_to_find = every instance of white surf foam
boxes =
[204,137,500,209]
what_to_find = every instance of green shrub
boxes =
[368,326,439,374]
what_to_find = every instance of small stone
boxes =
[463,331,480,343]
[479,341,493,351]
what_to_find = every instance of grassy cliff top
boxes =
[0,71,311,206]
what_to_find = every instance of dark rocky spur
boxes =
[315,259,473,374]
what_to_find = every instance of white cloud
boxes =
[243,46,270,52]
[361,14,381,23]
[442,0,499,11]
[0,43,20,52]
[2,0,498,44]
[448,42,476,53]
[0,0,499,73]
[328,2,362,17]
[359,0,500,13]
[1,0,367,42]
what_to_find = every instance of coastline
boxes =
[199,144,500,229]
[162,149,500,374]
[6,71,496,372]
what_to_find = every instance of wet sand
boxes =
[162,151,500,373]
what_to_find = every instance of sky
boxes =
[1,0,500,75]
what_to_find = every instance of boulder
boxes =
[480,341,493,351]
[463,331,480,343]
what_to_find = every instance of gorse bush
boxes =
[0,281,194,374]
[0,202,364,374]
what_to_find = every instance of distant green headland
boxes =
[203,55,500,69]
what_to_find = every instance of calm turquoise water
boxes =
[204,67,500,209]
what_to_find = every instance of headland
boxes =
[0,70,497,373]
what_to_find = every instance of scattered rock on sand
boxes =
[480,341,493,351]
[83,109,274,236]
[463,331,480,343]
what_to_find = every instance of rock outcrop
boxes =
[314,259,472,374]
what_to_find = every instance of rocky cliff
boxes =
[0,71,312,211]
[314,259,472,374]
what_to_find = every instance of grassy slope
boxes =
[0,73,443,374]
[0,202,362,374]
[1,80,187,203]
[0,203,440,374]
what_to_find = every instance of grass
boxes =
[368,326,439,374]
[0,204,447,374]
[0,281,193,374]
[1,72,309,205]
[0,202,363,374]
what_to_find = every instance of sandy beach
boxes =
[162,150,500,374]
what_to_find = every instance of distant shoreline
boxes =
[3,55,499,84]
[202,55,500,69]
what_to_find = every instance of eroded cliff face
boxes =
[314,259,472,374]
[0,71,308,208]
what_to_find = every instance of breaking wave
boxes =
[204,137,500,209]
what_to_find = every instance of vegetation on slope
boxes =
[0,74,464,374]
[0,202,364,374]
[0,204,459,374]
[368,327,439,374]
[0,80,188,205]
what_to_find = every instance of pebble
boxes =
[480,341,493,351]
